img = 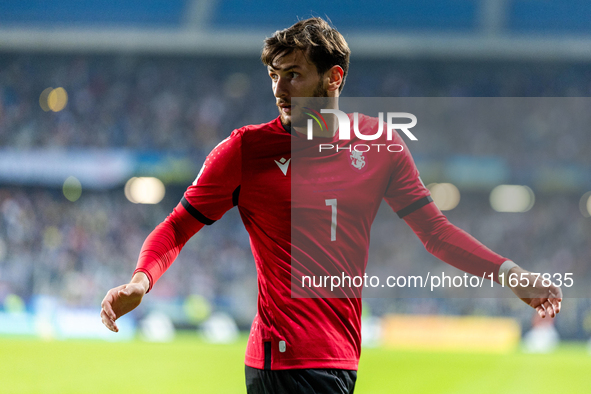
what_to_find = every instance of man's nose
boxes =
[274,77,290,98]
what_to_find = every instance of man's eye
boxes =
[290,72,299,78]
[270,74,278,80]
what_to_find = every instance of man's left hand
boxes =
[506,266,562,318]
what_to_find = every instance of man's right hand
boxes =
[100,272,150,332]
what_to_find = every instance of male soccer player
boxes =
[101,17,562,394]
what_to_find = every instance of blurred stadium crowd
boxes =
[0,55,269,152]
[2,55,591,157]
[0,53,590,338]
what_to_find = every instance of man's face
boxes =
[268,50,328,126]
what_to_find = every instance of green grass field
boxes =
[1,334,589,393]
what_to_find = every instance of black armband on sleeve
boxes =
[181,197,216,225]
[396,196,433,219]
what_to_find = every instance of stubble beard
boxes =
[280,79,329,129]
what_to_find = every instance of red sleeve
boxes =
[134,129,242,291]
[382,130,430,213]
[403,202,507,283]
[134,203,204,292]
[381,128,505,280]
[182,128,242,223]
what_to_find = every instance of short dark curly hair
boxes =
[261,17,351,92]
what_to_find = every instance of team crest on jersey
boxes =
[350,150,366,171]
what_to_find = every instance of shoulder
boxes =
[206,117,285,160]
[348,112,402,144]
[231,117,289,153]
[236,117,284,138]
[213,116,282,149]
[354,112,381,128]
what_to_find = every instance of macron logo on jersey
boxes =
[274,157,291,176]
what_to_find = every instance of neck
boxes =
[292,97,340,138]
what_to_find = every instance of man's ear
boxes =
[326,65,344,93]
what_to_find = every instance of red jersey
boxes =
[135,115,507,370]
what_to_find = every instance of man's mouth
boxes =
[278,104,291,114]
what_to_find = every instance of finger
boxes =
[549,298,561,314]
[102,300,117,321]
[536,305,545,318]
[101,317,114,332]
[103,313,119,332]
[101,309,114,330]
[101,309,117,332]
[549,300,558,318]
[543,300,555,318]
[551,285,563,302]
[101,294,117,321]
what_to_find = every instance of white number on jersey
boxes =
[325,199,337,241]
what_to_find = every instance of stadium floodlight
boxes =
[490,185,535,213]
[427,182,460,211]
[579,191,591,218]
[125,177,166,204]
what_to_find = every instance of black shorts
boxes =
[245,365,357,394]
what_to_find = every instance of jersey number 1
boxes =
[325,199,337,241]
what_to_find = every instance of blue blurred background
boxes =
[0,0,590,346]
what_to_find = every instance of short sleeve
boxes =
[182,129,242,224]
[383,131,432,218]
